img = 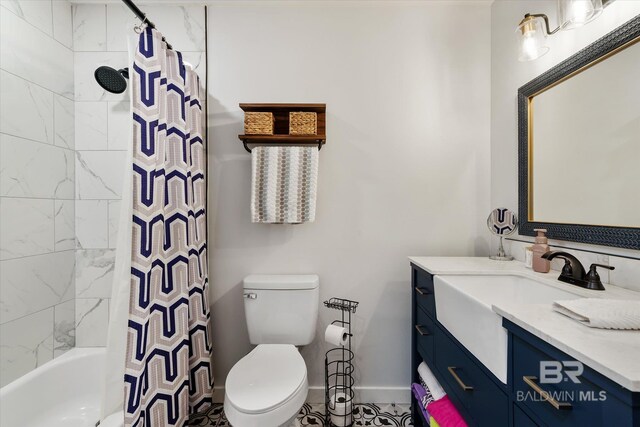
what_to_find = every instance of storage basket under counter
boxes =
[324,297,359,427]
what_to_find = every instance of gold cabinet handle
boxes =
[447,366,473,391]
[415,324,430,336]
[522,376,572,411]
[415,286,430,296]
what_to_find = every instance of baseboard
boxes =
[213,386,410,405]
[213,386,225,403]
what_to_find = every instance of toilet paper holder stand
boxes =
[324,297,359,427]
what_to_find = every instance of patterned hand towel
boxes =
[251,146,319,223]
[418,362,446,400]
[411,383,432,421]
[552,299,640,330]
[413,381,435,408]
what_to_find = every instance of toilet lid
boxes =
[226,344,307,414]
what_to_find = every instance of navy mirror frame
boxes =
[517,14,640,250]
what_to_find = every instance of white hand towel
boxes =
[552,299,640,330]
[251,146,319,224]
[418,361,446,401]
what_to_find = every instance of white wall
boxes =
[207,1,492,402]
[0,0,75,387]
[491,0,640,291]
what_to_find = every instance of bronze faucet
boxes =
[541,251,614,291]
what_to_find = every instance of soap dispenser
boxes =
[532,229,550,273]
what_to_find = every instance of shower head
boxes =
[94,66,129,94]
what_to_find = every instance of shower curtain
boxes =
[119,26,213,427]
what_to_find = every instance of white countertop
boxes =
[409,256,640,392]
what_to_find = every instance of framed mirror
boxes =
[518,15,640,250]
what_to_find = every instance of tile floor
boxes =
[189,403,413,426]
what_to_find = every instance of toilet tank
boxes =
[243,275,319,346]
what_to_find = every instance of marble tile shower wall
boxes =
[0,0,75,387]
[72,4,206,347]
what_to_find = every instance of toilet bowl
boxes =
[224,344,308,427]
[225,275,319,427]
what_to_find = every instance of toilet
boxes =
[224,275,320,427]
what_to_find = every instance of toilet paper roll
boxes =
[325,324,349,347]
[329,392,353,426]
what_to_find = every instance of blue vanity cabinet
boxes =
[433,323,510,426]
[410,263,640,427]
[505,319,640,427]
[411,265,431,426]
[513,404,538,427]
[410,264,510,427]
[414,269,436,317]
[415,304,435,364]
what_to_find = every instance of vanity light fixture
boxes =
[558,0,604,30]
[516,0,606,62]
[516,14,556,62]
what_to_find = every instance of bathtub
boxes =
[0,348,110,427]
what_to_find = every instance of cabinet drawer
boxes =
[413,268,435,317]
[434,325,508,427]
[415,307,435,365]
[513,404,539,427]
[512,335,631,427]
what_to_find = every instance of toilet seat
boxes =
[224,344,308,426]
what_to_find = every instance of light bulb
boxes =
[571,0,593,22]
[522,33,539,60]
[559,0,603,30]
[516,16,549,62]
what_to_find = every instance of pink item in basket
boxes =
[427,395,467,427]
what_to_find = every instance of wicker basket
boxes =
[289,112,317,135]
[244,112,274,135]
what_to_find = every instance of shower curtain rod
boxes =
[121,0,173,49]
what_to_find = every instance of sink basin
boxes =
[434,275,580,384]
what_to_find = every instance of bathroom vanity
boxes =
[409,257,640,427]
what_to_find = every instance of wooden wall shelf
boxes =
[238,103,326,153]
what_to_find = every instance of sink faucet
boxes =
[541,251,614,291]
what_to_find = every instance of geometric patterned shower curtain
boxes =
[124,26,213,427]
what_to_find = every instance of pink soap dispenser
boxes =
[532,228,550,273]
